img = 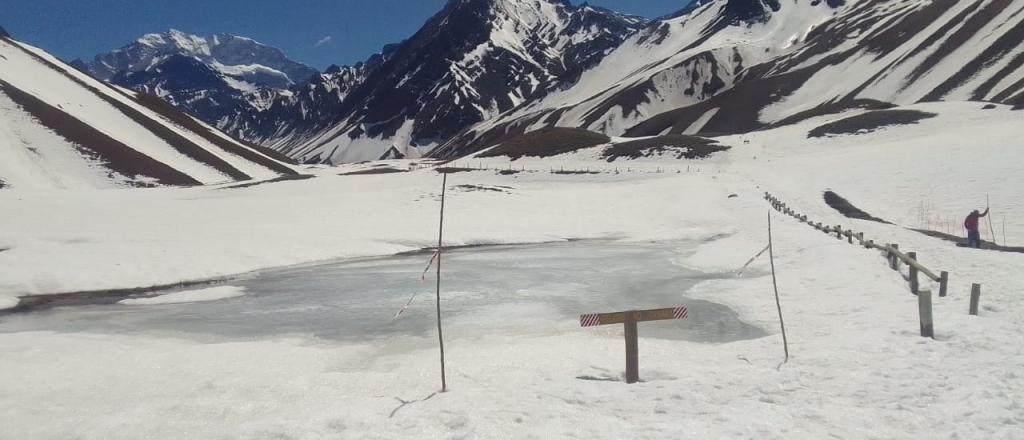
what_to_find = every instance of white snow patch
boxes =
[118,286,246,305]
[683,107,720,134]
[0,295,18,310]
[222,77,259,93]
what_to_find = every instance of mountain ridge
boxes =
[70,0,648,164]
[432,0,1024,158]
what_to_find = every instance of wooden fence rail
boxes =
[762,192,979,335]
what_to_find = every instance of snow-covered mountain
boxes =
[432,0,1024,157]
[244,0,647,163]
[70,30,319,144]
[74,29,317,88]
[0,33,298,189]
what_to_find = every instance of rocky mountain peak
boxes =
[78,30,317,87]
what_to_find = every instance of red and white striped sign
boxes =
[673,307,689,319]
[392,250,441,319]
[580,313,602,327]
[580,307,689,327]
[736,244,771,276]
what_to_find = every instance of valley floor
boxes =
[1,102,1022,439]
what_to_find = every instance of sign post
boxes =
[580,307,689,384]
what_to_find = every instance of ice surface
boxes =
[4,241,762,345]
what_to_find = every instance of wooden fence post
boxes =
[890,244,900,271]
[836,225,842,240]
[908,252,919,295]
[939,271,949,297]
[848,231,853,244]
[919,289,934,338]
[969,284,981,315]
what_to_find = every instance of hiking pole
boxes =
[987,194,998,246]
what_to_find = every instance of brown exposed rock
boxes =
[477,127,610,160]
[602,135,729,162]
[764,99,896,129]
[971,51,1024,101]
[807,110,937,138]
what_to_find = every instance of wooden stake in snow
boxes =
[969,284,982,316]
[767,211,790,361]
[436,173,448,392]
[919,289,934,339]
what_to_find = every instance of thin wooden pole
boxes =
[767,211,790,361]
[436,173,448,392]
[939,271,949,298]
[987,195,997,246]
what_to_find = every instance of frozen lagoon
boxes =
[0,241,765,345]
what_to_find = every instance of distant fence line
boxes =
[764,192,985,339]
[413,160,714,175]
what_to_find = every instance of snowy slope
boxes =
[0,35,298,189]
[434,0,1024,157]
[1,102,1024,438]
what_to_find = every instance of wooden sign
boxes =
[580,306,689,384]
[580,307,688,327]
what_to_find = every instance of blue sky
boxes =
[3,0,692,70]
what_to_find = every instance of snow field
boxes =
[0,102,1023,438]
